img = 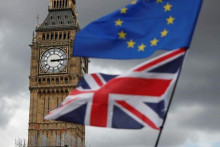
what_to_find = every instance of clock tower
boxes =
[28,0,88,146]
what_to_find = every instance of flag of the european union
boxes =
[73,0,202,59]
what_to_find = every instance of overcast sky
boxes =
[0,0,220,147]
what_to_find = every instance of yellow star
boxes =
[118,30,127,39]
[164,3,172,12]
[121,7,127,14]
[127,39,136,48]
[138,43,146,52]
[166,16,175,24]
[151,38,159,46]
[115,19,123,26]
[131,0,137,5]
[161,29,168,37]
[156,0,162,3]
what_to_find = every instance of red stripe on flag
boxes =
[70,89,96,95]
[116,101,160,130]
[105,77,172,97]
[91,74,104,87]
[134,48,186,72]
[90,93,109,127]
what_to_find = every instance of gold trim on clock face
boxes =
[40,48,67,73]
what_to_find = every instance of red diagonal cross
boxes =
[90,48,185,128]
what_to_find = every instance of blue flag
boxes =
[73,0,202,59]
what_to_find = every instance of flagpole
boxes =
[154,64,184,147]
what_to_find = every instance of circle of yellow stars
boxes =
[114,0,175,52]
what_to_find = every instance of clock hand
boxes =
[51,58,67,62]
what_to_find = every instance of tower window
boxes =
[51,16,53,20]
[59,32,62,40]
[47,78,50,84]
[54,1,56,8]
[42,33,45,40]
[55,32,58,40]
[56,78,59,84]
[65,78,68,84]
[38,79,42,84]
[47,33,50,40]
[57,15,61,20]
[63,32,66,39]
[65,15,68,19]
[51,33,54,40]
[65,0,68,7]
[60,21,63,24]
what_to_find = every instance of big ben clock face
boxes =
[40,48,68,73]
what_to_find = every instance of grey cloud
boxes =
[0,98,17,129]
[0,0,47,98]
[86,127,158,147]
[0,100,11,129]
[76,0,133,28]
[176,105,220,133]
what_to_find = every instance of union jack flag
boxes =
[45,48,186,130]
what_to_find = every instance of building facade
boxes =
[28,0,88,146]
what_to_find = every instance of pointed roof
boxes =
[36,9,77,31]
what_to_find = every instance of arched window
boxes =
[56,0,59,9]
[63,32,66,39]
[42,33,45,40]
[51,33,54,40]
[46,33,50,40]
[54,1,56,8]
[56,78,59,84]
[55,32,58,40]
[38,79,42,84]
[66,0,68,7]
[65,78,68,84]
[59,32,62,40]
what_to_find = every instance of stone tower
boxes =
[28,0,88,146]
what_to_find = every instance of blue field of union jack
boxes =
[45,48,186,129]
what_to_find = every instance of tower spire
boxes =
[36,14,40,28]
